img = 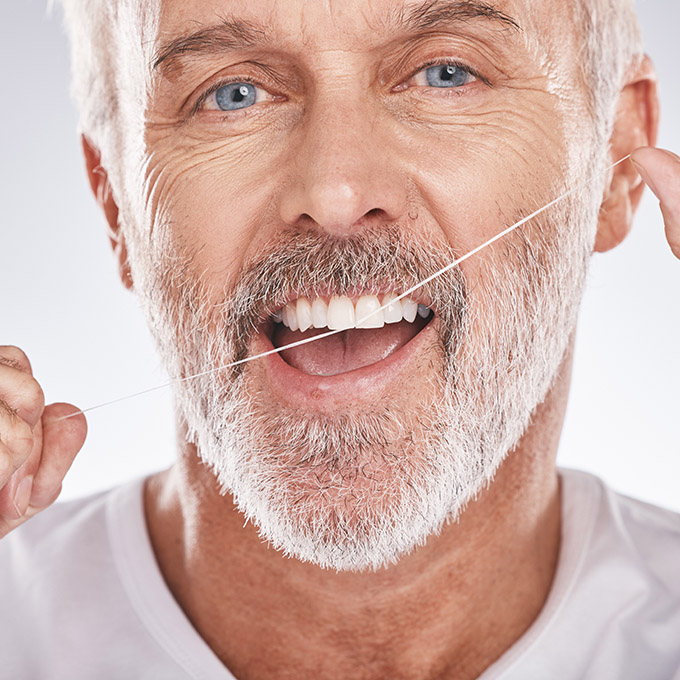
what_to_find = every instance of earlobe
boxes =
[594,55,659,254]
[594,174,634,252]
[81,136,134,290]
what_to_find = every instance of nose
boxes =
[279,96,407,237]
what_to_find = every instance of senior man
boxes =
[1,0,679,678]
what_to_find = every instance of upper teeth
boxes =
[273,295,431,332]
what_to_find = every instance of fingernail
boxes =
[631,159,661,198]
[13,475,33,518]
[29,482,60,509]
[30,484,62,510]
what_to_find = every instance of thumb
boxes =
[631,146,680,258]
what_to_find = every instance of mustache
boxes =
[209,226,469,370]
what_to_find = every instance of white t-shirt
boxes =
[0,468,678,679]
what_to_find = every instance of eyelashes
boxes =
[192,76,265,116]
[406,59,490,88]
[190,59,486,120]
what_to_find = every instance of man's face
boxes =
[123,0,604,569]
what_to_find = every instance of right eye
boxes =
[203,82,265,112]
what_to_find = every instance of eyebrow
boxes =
[153,18,267,73]
[402,0,520,33]
[152,0,521,73]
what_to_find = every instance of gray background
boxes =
[1,1,679,509]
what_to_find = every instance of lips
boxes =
[266,293,434,377]
[253,314,437,412]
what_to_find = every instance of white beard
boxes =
[131,162,604,572]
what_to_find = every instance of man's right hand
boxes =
[0,346,87,539]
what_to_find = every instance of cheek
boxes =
[390,100,570,329]
[397,97,567,270]
[144,138,284,289]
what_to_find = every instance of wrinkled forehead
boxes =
[157,0,520,37]
[150,0,572,63]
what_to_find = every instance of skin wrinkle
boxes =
[150,7,532,123]
[153,17,268,73]
[61,0,640,197]
[153,159,580,568]
[404,0,520,32]
[142,134,274,255]
[153,0,524,78]
[56,0,653,677]
[145,26,540,165]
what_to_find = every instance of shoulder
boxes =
[561,469,680,672]
[605,480,680,602]
[0,484,119,584]
[0,478,171,676]
[0,487,112,595]
[569,468,680,587]
[487,470,680,680]
[2,485,111,550]
[0,483,126,602]
[0,482,136,635]
[561,468,680,591]
[0,477,243,679]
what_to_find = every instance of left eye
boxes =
[205,82,263,111]
[414,64,476,88]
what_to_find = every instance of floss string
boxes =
[54,155,630,422]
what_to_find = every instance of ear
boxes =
[594,56,659,253]
[82,136,134,290]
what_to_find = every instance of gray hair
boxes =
[54,0,159,191]
[574,0,644,147]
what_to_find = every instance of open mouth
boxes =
[266,293,434,376]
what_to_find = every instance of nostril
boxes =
[365,208,383,219]
[297,213,315,228]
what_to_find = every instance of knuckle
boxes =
[19,375,45,417]
[5,419,34,463]
[0,398,17,421]
[1,374,45,427]
[0,346,32,374]
[0,446,11,478]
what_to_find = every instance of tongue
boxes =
[272,319,427,376]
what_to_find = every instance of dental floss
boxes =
[53,155,631,423]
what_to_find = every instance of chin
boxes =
[182,364,507,571]
[153,215,591,571]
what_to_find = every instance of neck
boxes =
[145,351,571,680]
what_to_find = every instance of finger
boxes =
[0,421,43,520]
[631,147,680,259]
[0,439,14,488]
[660,201,680,259]
[0,346,33,375]
[0,483,62,538]
[0,362,45,428]
[0,467,36,522]
[28,403,87,509]
[0,400,35,481]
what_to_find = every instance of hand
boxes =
[631,147,680,258]
[0,346,87,538]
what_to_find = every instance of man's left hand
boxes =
[631,147,680,259]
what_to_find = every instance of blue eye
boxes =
[214,82,257,111]
[423,64,474,88]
